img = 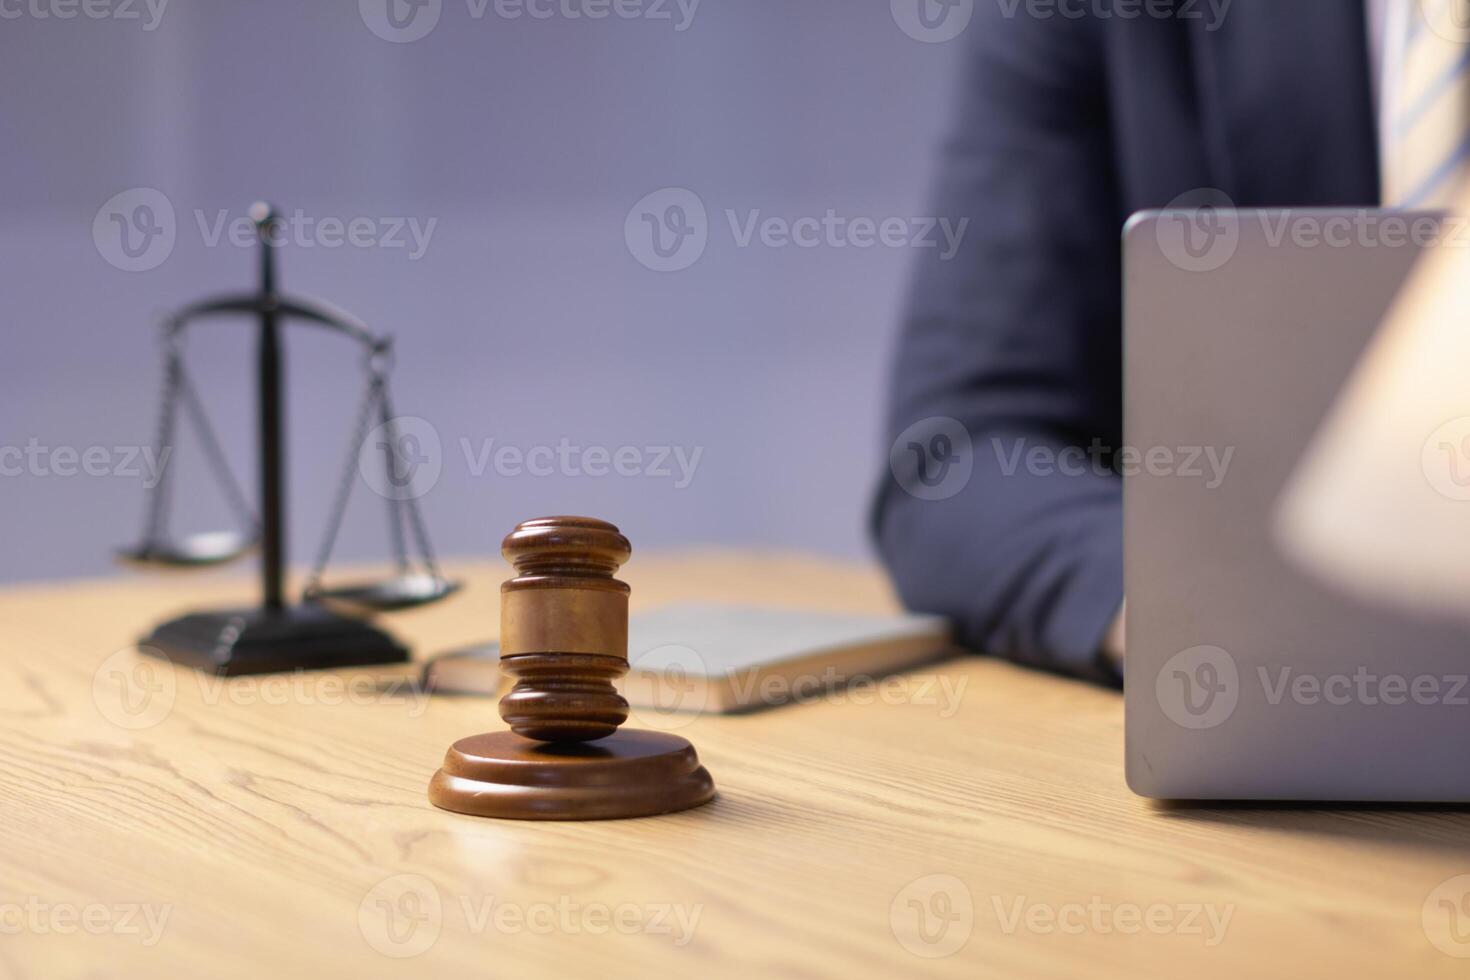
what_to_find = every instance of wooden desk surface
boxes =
[3,553,1469,979]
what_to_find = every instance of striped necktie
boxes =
[1383,0,1470,208]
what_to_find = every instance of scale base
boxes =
[139,604,409,675]
[429,729,716,821]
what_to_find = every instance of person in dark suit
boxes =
[873,0,1463,684]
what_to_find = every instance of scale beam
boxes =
[167,293,388,352]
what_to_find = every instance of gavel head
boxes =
[497,517,632,742]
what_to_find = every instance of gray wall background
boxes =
[0,0,960,584]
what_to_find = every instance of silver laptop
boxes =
[1124,208,1470,801]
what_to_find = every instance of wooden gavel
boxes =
[429,515,715,820]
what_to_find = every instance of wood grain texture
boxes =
[2,552,1469,978]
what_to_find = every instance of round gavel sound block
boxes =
[428,517,716,820]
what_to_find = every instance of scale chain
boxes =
[142,341,183,548]
[377,383,443,581]
[377,394,411,573]
[306,372,387,591]
[178,368,258,532]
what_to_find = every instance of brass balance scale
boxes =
[117,203,459,674]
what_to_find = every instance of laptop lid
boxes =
[1123,208,1470,801]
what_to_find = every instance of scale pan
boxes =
[304,574,462,617]
[115,531,258,569]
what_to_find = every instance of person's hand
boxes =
[1103,603,1126,665]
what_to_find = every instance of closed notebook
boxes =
[422,603,955,713]
[623,603,954,714]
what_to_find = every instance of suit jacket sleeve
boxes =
[873,8,1124,686]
